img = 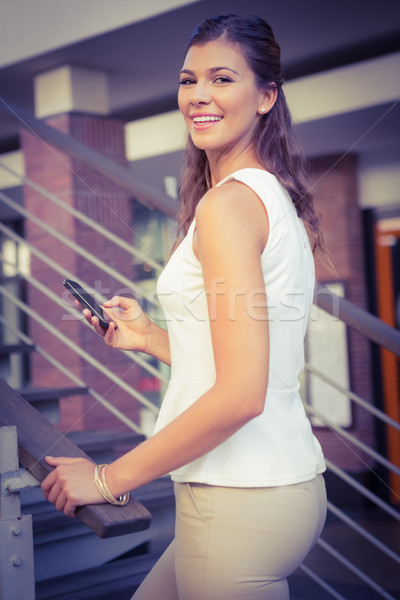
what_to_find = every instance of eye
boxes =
[214,76,232,83]
[179,78,195,86]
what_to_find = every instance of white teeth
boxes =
[193,116,222,123]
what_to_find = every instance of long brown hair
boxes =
[177,14,327,256]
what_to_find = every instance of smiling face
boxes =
[178,39,271,163]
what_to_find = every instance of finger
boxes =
[83,308,93,322]
[103,296,136,311]
[100,306,118,328]
[102,296,124,308]
[64,497,77,518]
[55,489,77,518]
[103,320,118,344]
[45,476,76,517]
[41,468,58,493]
[45,456,84,466]
[47,478,64,506]
[41,478,52,498]
[88,315,106,337]
[42,457,80,495]
[55,488,68,513]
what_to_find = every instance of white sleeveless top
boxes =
[155,168,326,486]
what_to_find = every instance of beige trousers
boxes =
[132,475,326,600]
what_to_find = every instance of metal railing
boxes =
[298,285,400,599]
[0,185,166,433]
[0,158,169,434]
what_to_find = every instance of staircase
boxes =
[0,376,175,600]
[0,337,174,599]
[0,100,399,599]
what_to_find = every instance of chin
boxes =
[191,137,224,153]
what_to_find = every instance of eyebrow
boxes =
[180,66,240,76]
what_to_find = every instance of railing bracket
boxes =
[0,426,35,600]
[4,468,41,493]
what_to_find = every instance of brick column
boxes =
[21,110,142,432]
[310,154,375,474]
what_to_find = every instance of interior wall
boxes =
[358,146,400,209]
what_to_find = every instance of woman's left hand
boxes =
[41,456,106,518]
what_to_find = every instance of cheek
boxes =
[229,91,257,117]
[177,89,188,115]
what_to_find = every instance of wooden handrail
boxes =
[0,378,151,538]
[314,283,400,357]
[0,96,180,219]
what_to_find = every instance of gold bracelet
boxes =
[94,464,129,506]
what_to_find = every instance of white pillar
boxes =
[34,64,109,118]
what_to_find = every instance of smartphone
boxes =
[63,279,110,329]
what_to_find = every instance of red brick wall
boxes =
[311,154,375,471]
[21,113,142,432]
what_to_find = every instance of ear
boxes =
[258,84,278,115]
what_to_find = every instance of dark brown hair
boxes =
[177,13,327,255]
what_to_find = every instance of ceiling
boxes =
[0,0,399,155]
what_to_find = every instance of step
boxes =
[16,385,89,423]
[67,429,145,463]
[0,342,36,356]
[35,552,162,600]
[17,385,89,402]
[0,343,36,391]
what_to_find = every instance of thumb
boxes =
[103,295,126,308]
[103,296,139,312]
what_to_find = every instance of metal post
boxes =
[0,426,35,600]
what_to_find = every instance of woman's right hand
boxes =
[82,296,153,352]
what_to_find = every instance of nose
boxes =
[190,81,211,105]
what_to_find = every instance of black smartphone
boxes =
[63,279,110,329]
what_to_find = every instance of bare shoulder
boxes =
[196,180,264,219]
[195,180,268,253]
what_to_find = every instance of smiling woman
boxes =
[41,13,328,600]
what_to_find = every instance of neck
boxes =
[207,145,263,186]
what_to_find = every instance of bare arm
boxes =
[42,183,269,515]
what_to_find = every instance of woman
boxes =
[42,14,327,599]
